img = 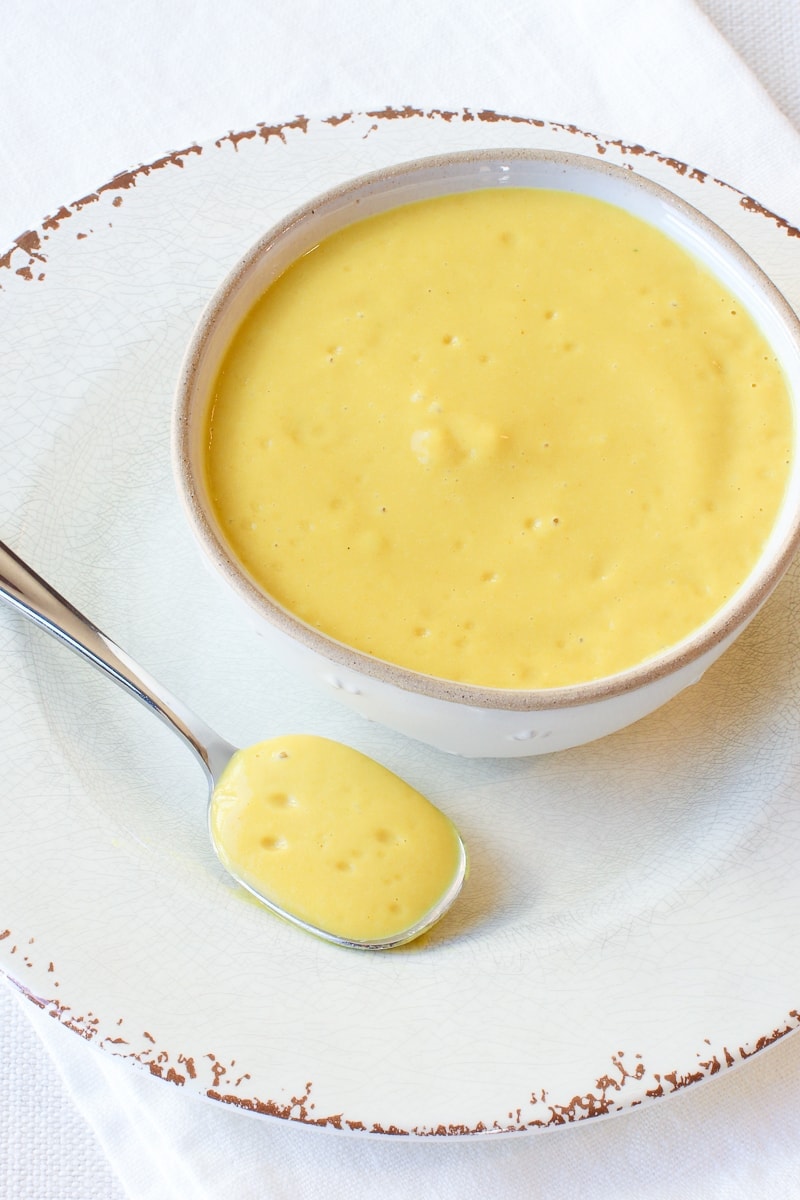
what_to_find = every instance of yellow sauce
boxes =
[210,735,465,942]
[205,188,792,688]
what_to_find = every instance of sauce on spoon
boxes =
[211,734,466,943]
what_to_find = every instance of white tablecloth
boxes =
[2,1,800,1195]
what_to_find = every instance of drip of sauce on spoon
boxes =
[0,541,467,949]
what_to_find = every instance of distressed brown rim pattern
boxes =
[2,107,800,1137]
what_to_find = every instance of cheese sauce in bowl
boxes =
[175,151,800,756]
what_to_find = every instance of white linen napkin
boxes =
[3,1,800,1197]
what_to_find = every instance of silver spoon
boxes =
[0,540,467,950]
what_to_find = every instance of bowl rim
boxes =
[173,146,800,713]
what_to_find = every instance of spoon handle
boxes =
[0,540,235,784]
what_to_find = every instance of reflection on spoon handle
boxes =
[0,540,234,783]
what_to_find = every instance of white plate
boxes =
[2,108,800,1137]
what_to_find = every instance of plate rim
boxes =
[2,105,800,1138]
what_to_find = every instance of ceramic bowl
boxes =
[173,149,800,757]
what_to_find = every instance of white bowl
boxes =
[173,149,800,757]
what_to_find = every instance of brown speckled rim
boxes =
[5,110,800,1137]
[6,934,800,1134]
[175,146,800,712]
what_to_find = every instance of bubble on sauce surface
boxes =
[410,428,434,464]
[260,835,288,851]
[375,828,408,847]
[266,791,297,808]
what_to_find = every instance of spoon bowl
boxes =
[0,540,467,949]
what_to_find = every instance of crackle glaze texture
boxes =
[2,109,800,1137]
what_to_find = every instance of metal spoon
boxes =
[0,540,467,949]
